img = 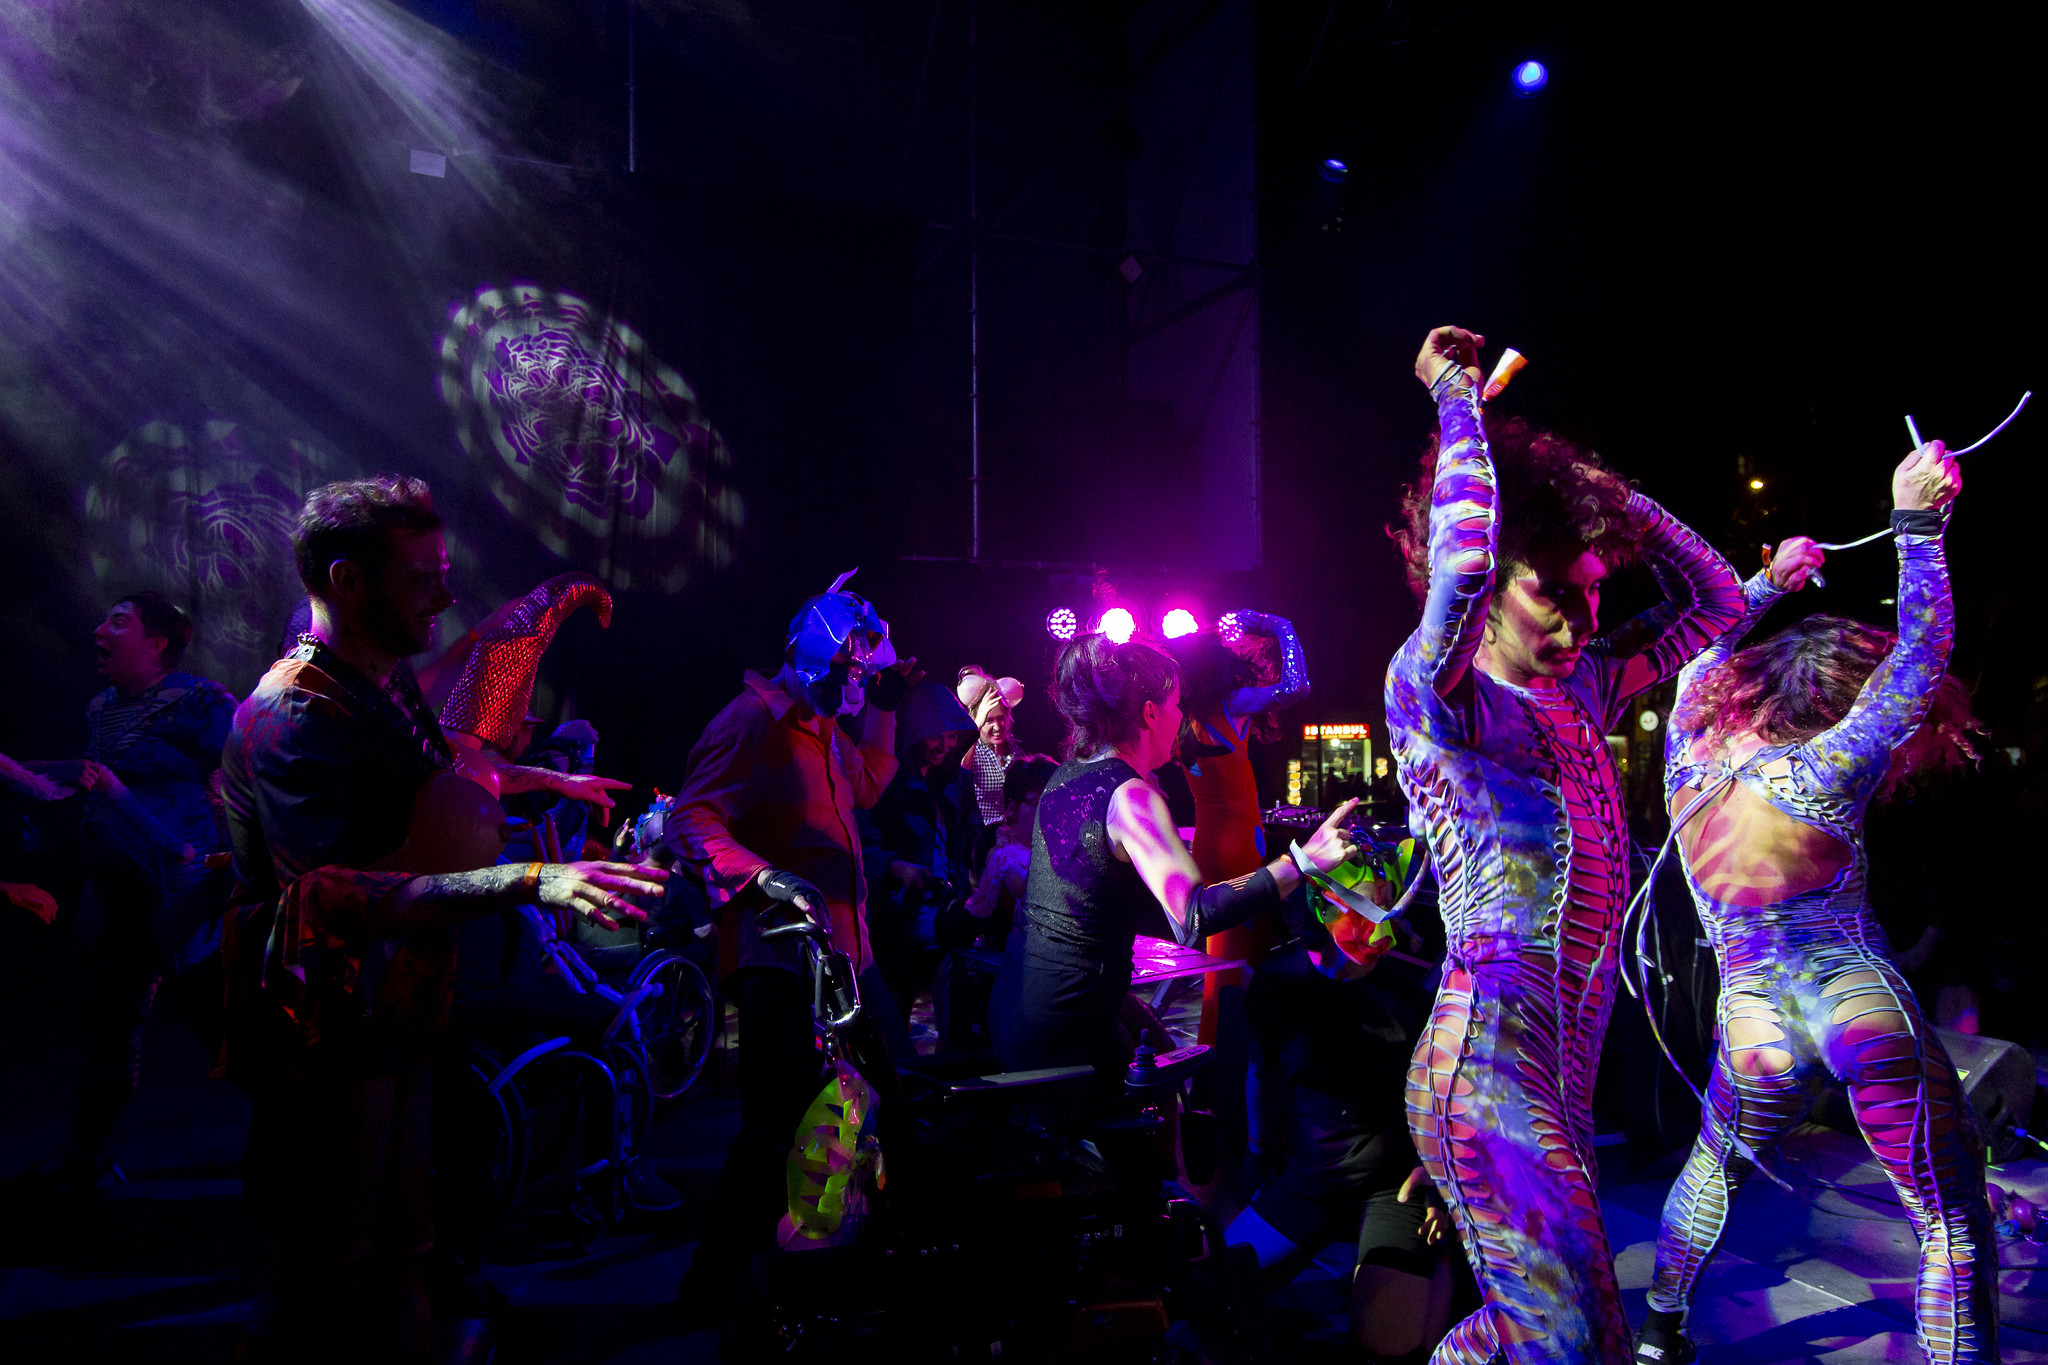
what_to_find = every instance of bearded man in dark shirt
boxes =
[222,476,663,1363]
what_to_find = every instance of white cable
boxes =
[1624,767,1797,1193]
[1815,527,1896,552]
[1795,391,2028,554]
[1949,389,2031,456]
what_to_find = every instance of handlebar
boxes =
[761,912,863,1033]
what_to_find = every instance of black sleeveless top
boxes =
[1017,756,1155,974]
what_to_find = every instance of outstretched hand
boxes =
[1298,797,1364,874]
[1894,439,1960,512]
[1397,1165,1452,1246]
[498,765,634,826]
[1415,326,1485,391]
[548,772,633,826]
[534,859,668,931]
[1766,535,1826,591]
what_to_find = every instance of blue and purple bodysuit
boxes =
[1649,531,1997,1362]
[1388,366,1743,1364]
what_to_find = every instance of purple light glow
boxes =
[1161,608,1199,639]
[1046,607,1078,640]
[1098,607,1136,644]
[440,285,743,592]
[85,419,343,693]
[1513,60,1549,95]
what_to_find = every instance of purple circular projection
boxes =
[439,284,740,592]
[85,420,341,693]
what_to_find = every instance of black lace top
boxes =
[1016,755,1155,973]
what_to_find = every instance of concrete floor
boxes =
[3,986,2044,1364]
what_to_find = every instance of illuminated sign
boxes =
[1302,723,1370,739]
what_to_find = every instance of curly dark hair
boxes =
[1674,614,1980,802]
[293,476,442,596]
[1391,416,1640,598]
[1052,634,1180,760]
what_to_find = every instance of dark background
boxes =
[2,2,2041,1037]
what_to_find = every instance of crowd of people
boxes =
[0,323,2005,1365]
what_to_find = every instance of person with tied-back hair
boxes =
[990,632,1361,1089]
[1388,326,1744,1365]
[1637,443,1995,1365]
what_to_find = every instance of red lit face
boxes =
[1329,911,1398,970]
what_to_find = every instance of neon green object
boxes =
[782,1063,882,1245]
[1309,837,1418,925]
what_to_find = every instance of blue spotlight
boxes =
[1512,60,1548,96]
[1319,158,1349,184]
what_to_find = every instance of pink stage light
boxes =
[1097,607,1136,644]
[1046,607,1078,641]
[1160,608,1199,639]
[1218,611,1244,644]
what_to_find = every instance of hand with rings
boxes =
[534,860,668,931]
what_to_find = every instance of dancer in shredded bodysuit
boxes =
[1388,326,1744,1365]
[1637,441,1996,1365]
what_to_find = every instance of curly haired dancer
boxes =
[1637,442,1996,1365]
[1387,326,1744,1364]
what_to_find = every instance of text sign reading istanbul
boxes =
[1302,723,1370,739]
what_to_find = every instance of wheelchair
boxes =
[724,912,1265,1363]
[447,901,717,1247]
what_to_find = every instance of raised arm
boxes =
[1224,612,1311,716]
[1807,443,1961,788]
[1664,538,1825,773]
[1394,327,1497,706]
[1608,493,1746,700]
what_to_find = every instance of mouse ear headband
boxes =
[956,666,1024,726]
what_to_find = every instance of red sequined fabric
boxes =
[440,573,612,748]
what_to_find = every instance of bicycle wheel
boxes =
[631,952,717,1100]
[459,1042,530,1223]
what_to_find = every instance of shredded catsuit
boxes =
[1648,536,1997,1363]
[1388,366,1743,1365]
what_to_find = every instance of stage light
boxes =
[1046,607,1078,641]
[1161,608,1199,639]
[1218,611,1244,644]
[1098,607,1136,644]
[1512,60,1548,96]
[1749,478,1765,490]
[1319,158,1350,184]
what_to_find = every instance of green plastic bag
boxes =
[779,1063,883,1248]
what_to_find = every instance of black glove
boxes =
[758,868,825,913]
[865,666,913,712]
